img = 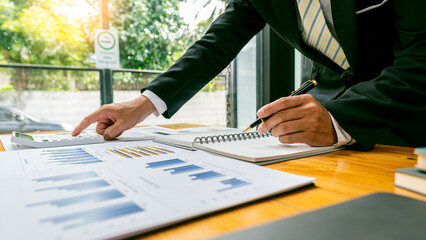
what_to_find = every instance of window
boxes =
[0,0,229,131]
[0,109,14,121]
[0,1,296,131]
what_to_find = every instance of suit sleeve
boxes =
[324,0,426,150]
[141,0,265,118]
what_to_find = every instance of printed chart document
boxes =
[0,140,314,240]
[154,129,340,164]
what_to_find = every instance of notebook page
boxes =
[195,137,338,162]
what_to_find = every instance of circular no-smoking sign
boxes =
[97,31,116,50]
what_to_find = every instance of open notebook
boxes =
[154,129,341,164]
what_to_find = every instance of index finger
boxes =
[71,111,102,136]
[257,95,308,118]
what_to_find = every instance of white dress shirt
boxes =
[141,0,355,147]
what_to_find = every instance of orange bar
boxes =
[134,147,157,155]
[143,146,167,154]
[107,149,132,158]
[148,146,175,154]
[120,148,142,157]
[126,148,149,156]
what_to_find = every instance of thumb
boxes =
[102,121,125,140]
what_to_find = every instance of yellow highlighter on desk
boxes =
[243,80,317,133]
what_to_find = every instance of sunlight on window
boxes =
[179,0,225,30]
[52,0,97,24]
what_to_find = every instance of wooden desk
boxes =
[1,125,424,240]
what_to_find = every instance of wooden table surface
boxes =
[137,144,425,240]
[1,124,424,240]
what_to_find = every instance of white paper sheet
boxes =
[0,140,314,240]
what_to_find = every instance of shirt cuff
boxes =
[141,90,167,117]
[329,113,356,146]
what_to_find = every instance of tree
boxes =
[110,0,191,70]
[0,0,97,92]
[0,0,92,66]
[192,0,228,37]
[0,0,194,92]
[0,0,194,71]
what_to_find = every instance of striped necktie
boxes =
[296,0,350,70]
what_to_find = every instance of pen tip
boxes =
[242,126,252,133]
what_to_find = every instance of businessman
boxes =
[73,0,426,150]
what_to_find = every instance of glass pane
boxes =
[236,37,257,128]
[0,108,14,121]
[0,68,99,133]
[112,0,229,127]
[112,70,228,126]
[0,0,230,132]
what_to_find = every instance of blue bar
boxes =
[46,152,92,157]
[54,160,103,165]
[42,148,86,152]
[32,171,99,182]
[42,148,100,157]
[28,189,125,208]
[41,148,86,153]
[42,148,103,165]
[189,171,225,181]
[47,156,97,161]
[146,158,185,168]
[36,180,110,192]
[135,147,158,155]
[111,149,133,158]
[40,201,144,230]
[41,148,88,156]
[122,149,142,157]
[217,178,251,192]
[163,164,204,175]
[156,147,175,153]
[48,156,97,161]
[48,155,94,160]
[130,149,149,156]
[48,158,99,164]
[68,160,104,165]
[47,155,98,160]
[153,149,167,154]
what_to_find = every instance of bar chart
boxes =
[32,171,99,182]
[0,141,314,240]
[217,178,251,192]
[24,169,150,233]
[163,164,204,175]
[189,171,225,181]
[107,145,174,158]
[146,158,186,168]
[40,201,144,230]
[41,148,103,165]
[36,179,111,192]
[28,189,125,207]
[144,158,251,192]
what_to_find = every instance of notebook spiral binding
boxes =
[193,131,272,144]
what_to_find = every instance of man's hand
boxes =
[72,95,156,140]
[257,94,337,146]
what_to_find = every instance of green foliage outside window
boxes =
[111,0,192,70]
[0,0,226,91]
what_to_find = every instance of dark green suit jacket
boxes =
[143,0,426,150]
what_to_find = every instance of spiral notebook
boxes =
[154,129,341,164]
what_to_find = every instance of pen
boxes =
[242,80,318,133]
